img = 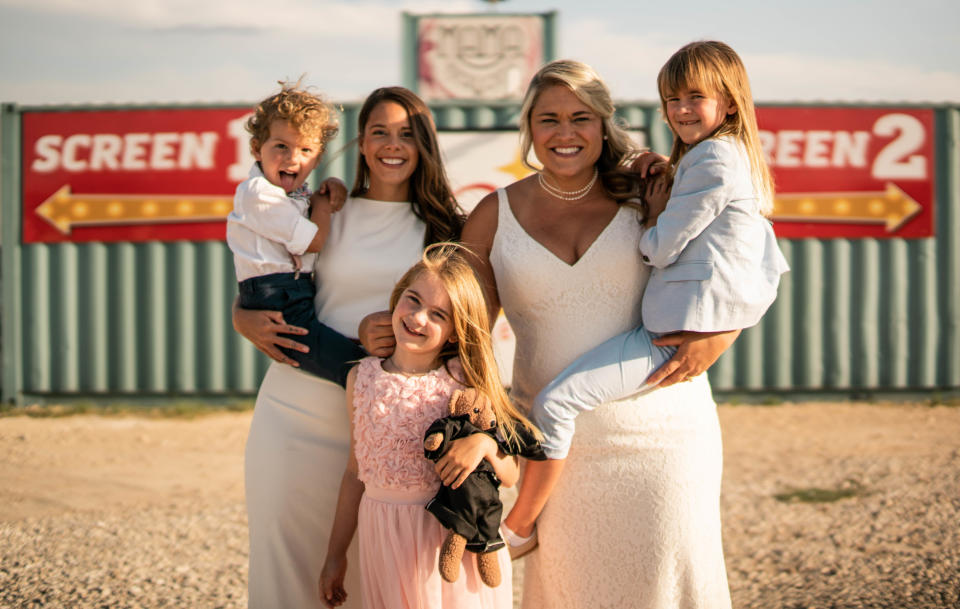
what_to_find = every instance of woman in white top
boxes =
[462,60,738,608]
[233,86,463,609]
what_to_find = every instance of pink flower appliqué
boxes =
[352,357,464,491]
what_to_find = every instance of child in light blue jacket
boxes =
[530,41,790,461]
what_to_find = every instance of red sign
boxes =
[758,107,934,239]
[22,108,253,243]
[21,106,936,243]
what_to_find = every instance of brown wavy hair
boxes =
[351,87,464,246]
[389,243,541,450]
[246,78,338,155]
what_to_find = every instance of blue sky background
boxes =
[1,0,958,106]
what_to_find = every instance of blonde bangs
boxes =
[658,53,726,103]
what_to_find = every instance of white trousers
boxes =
[245,362,361,609]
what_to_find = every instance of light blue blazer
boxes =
[639,136,790,333]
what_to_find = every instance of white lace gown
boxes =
[490,189,731,609]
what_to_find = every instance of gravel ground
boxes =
[1,401,958,608]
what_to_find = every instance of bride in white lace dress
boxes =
[462,60,737,608]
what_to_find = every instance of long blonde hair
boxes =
[518,59,637,197]
[389,243,540,449]
[657,41,775,216]
[351,87,464,246]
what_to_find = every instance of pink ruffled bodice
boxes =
[352,356,464,492]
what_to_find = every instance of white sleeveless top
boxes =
[489,188,649,411]
[313,197,426,338]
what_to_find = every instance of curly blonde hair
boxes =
[246,79,339,155]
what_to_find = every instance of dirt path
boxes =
[1,402,958,608]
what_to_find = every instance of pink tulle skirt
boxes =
[357,486,513,609]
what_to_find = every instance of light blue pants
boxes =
[531,326,677,459]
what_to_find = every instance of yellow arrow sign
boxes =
[773,182,921,232]
[35,185,234,235]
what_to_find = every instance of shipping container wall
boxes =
[2,102,958,403]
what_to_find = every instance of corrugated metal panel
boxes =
[3,102,959,401]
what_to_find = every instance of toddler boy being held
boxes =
[227,82,363,387]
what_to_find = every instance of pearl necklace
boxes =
[537,168,599,201]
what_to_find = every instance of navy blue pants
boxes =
[238,272,365,388]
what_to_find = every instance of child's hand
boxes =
[319,554,348,607]
[436,433,497,489]
[631,150,669,178]
[316,177,349,212]
[643,174,672,227]
[309,191,335,221]
[358,311,395,357]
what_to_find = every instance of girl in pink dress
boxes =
[319,243,540,609]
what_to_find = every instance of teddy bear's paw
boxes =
[423,432,443,452]
[477,550,502,587]
[439,532,466,583]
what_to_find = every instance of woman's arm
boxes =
[232,296,308,366]
[320,367,363,607]
[646,329,741,388]
[435,432,519,488]
[502,458,564,537]
[460,192,501,325]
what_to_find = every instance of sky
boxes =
[0,0,958,106]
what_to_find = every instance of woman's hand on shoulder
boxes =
[358,310,394,358]
[232,297,308,366]
[647,329,741,388]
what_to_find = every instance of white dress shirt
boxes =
[226,163,318,282]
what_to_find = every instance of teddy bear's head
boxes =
[449,388,497,431]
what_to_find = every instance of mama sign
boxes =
[408,12,554,101]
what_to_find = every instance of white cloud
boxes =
[2,1,958,105]
[5,64,267,106]
[746,52,960,103]
[558,19,960,103]
[0,0,472,37]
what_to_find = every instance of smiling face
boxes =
[664,87,736,146]
[391,270,455,364]
[253,119,323,194]
[359,101,419,201]
[529,84,604,185]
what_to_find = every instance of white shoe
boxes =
[502,523,538,560]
